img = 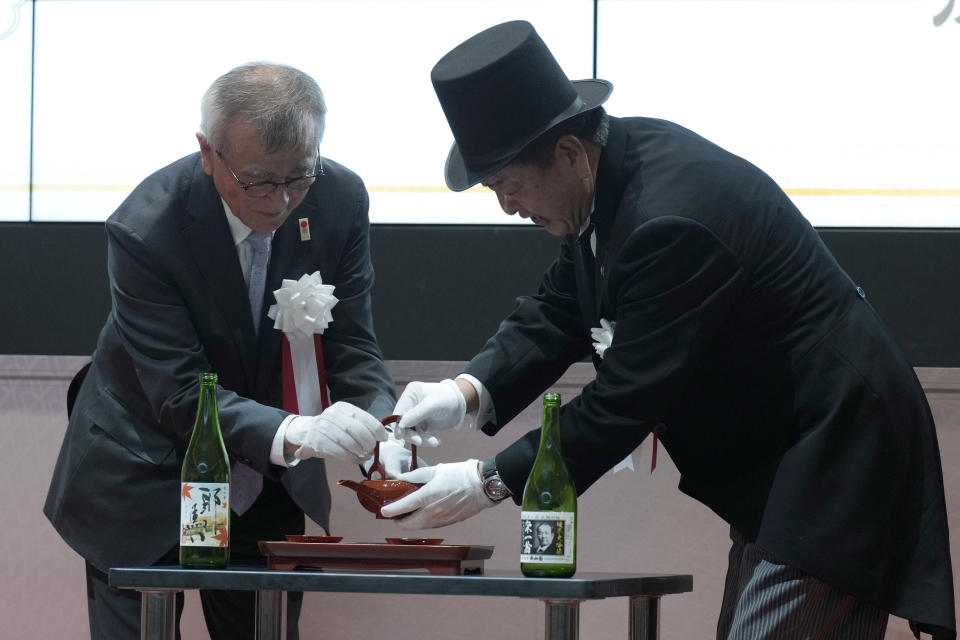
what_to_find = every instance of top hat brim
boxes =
[443,78,613,192]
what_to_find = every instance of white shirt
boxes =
[223,201,299,468]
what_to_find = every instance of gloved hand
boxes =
[285,402,387,464]
[363,436,428,478]
[392,379,467,446]
[379,459,499,529]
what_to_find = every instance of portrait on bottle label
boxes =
[521,511,575,564]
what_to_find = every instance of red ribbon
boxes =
[281,334,330,413]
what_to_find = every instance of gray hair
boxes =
[592,110,610,147]
[199,62,326,153]
[514,107,608,168]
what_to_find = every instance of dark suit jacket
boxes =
[467,117,955,637]
[44,153,396,572]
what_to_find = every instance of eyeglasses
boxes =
[216,149,324,198]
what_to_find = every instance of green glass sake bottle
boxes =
[180,372,231,568]
[520,392,577,577]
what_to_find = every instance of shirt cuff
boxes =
[456,373,495,430]
[271,414,300,468]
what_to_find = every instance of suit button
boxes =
[856,286,866,299]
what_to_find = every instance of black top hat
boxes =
[431,20,613,191]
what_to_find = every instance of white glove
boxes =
[392,379,467,446]
[379,459,498,529]
[285,402,387,464]
[363,436,428,478]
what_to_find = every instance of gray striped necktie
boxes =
[232,231,271,515]
[246,231,272,334]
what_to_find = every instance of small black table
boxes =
[109,566,692,640]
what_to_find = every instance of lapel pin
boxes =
[298,218,311,242]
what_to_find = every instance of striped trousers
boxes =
[717,528,889,640]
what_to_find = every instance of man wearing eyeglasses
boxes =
[44,62,403,640]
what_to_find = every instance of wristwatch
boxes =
[480,458,511,502]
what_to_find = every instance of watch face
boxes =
[484,478,509,501]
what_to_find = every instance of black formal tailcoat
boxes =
[466,116,955,637]
[44,153,396,571]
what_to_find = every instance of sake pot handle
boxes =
[376,414,418,475]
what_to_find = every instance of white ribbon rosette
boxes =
[590,318,616,359]
[268,272,337,341]
[267,272,338,416]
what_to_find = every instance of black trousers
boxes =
[85,478,306,640]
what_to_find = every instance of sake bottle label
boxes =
[180,482,230,547]
[520,511,575,564]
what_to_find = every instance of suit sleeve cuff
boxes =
[271,414,300,468]
[456,373,495,430]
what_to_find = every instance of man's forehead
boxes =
[225,118,318,156]
[256,140,319,162]
[228,137,317,166]
[482,164,522,188]
[481,172,505,189]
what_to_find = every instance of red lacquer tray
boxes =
[258,541,494,575]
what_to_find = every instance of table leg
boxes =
[140,590,177,640]
[543,599,580,640]
[256,589,284,640]
[628,595,660,640]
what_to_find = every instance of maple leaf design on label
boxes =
[181,483,195,500]
[212,529,229,547]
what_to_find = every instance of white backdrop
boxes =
[1,0,958,226]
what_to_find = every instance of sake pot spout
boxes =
[337,478,379,501]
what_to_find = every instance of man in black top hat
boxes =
[381,20,955,640]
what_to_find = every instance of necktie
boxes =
[232,231,271,515]
[578,223,598,316]
[581,223,596,262]
[246,231,272,334]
